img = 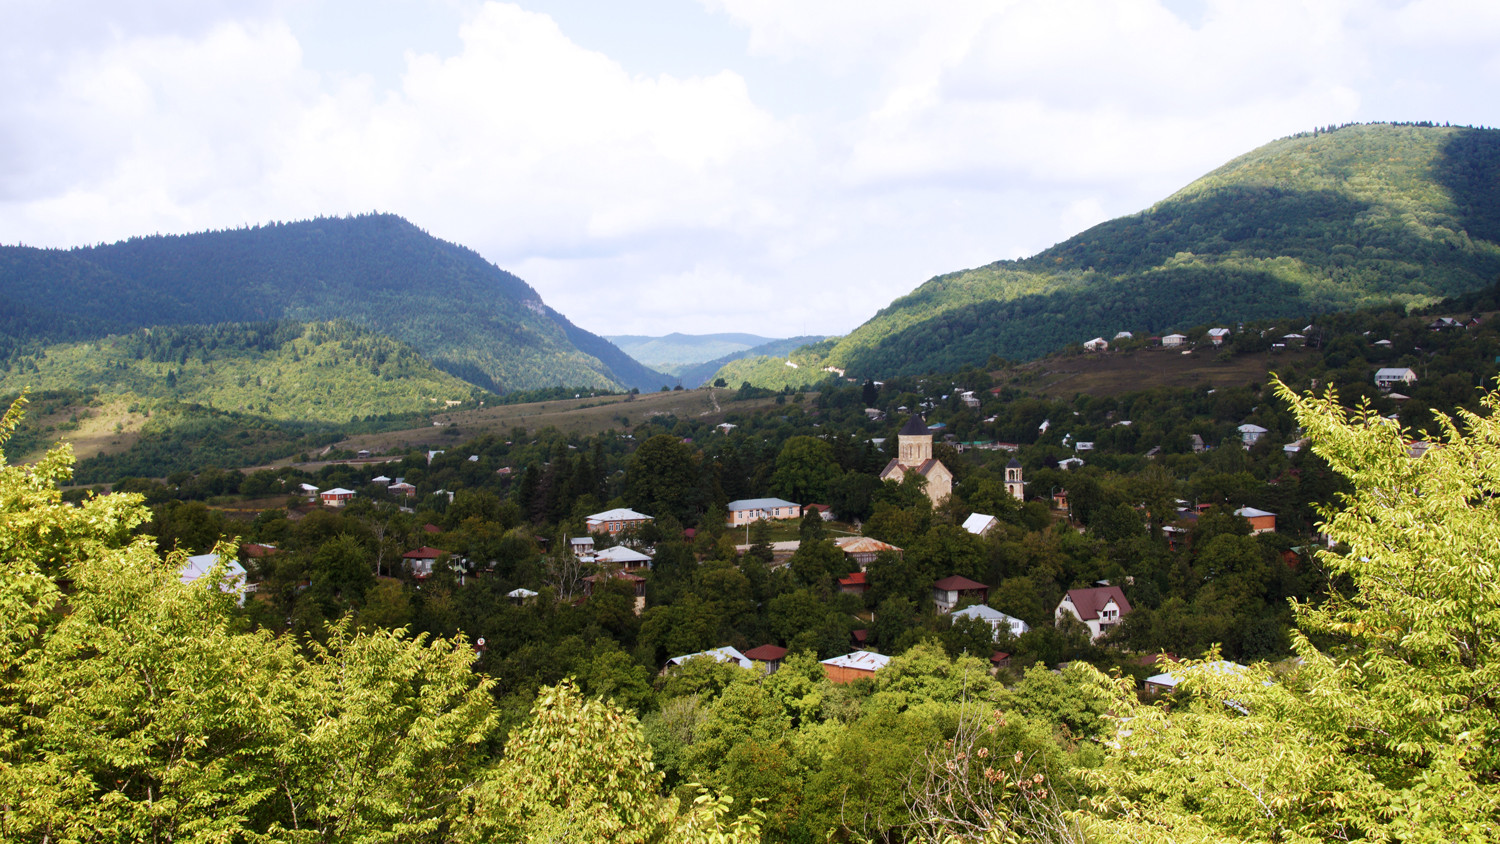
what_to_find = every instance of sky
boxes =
[4,1,1500,339]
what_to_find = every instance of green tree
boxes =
[770,435,841,504]
[1081,382,1500,841]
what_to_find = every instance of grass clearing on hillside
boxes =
[1017,346,1314,398]
[326,387,789,457]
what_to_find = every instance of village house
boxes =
[388,480,417,497]
[838,570,870,595]
[1234,506,1277,535]
[586,507,654,536]
[962,513,999,536]
[319,487,355,507]
[805,503,833,521]
[1238,423,1269,447]
[933,575,989,613]
[879,416,953,506]
[725,497,802,526]
[1055,585,1132,640]
[180,553,252,604]
[402,546,447,579]
[665,646,752,671]
[743,644,788,674]
[584,569,647,614]
[834,536,902,569]
[1144,660,1250,696]
[1161,333,1187,347]
[1207,327,1231,345]
[1375,367,1418,391]
[570,536,595,558]
[1083,337,1108,352]
[594,545,652,570]
[951,604,1030,640]
[1113,331,1134,340]
[821,651,891,684]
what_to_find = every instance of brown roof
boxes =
[835,537,901,555]
[1063,585,1132,621]
[743,644,788,662]
[934,575,988,591]
[402,546,448,560]
[838,571,867,586]
[422,523,442,534]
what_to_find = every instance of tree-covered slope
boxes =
[0,321,479,424]
[0,214,673,393]
[689,335,828,388]
[823,123,1500,377]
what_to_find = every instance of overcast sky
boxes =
[4,1,1499,338]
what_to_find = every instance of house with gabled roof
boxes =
[1055,585,1132,641]
[1375,367,1418,391]
[933,575,989,613]
[595,545,653,570]
[666,645,752,671]
[962,513,999,536]
[952,604,1029,640]
[402,546,448,579]
[834,536,902,570]
[743,644,788,674]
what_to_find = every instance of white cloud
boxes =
[2,0,1499,338]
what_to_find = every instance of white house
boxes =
[1161,333,1187,348]
[1083,337,1109,351]
[933,575,989,613]
[952,604,1030,640]
[180,553,251,604]
[726,497,802,526]
[1237,423,1269,447]
[962,513,999,536]
[1113,331,1134,340]
[1144,660,1249,696]
[1207,327,1231,345]
[666,646,752,671]
[594,545,653,569]
[1058,456,1086,470]
[1055,585,1132,640]
[1375,367,1418,391]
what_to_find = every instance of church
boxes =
[879,416,952,506]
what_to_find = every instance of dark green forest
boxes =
[0,213,673,393]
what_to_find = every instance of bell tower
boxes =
[1005,457,1024,500]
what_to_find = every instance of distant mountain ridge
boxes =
[605,333,782,374]
[0,214,673,393]
[809,123,1500,378]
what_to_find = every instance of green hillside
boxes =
[0,214,672,393]
[816,123,1500,379]
[0,321,477,423]
[690,335,828,387]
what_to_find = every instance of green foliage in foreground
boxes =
[0,398,756,843]
[1081,380,1500,842]
[808,123,1500,380]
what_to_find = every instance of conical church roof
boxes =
[899,415,929,436]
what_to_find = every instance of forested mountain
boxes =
[0,213,673,393]
[605,332,782,375]
[0,320,477,424]
[805,123,1500,379]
